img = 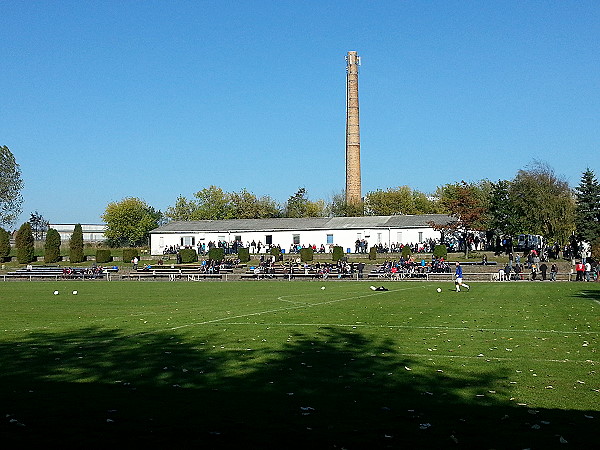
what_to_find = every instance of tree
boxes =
[0,227,11,261]
[487,179,522,238]
[29,211,49,241]
[15,222,35,264]
[510,162,575,245]
[228,189,281,219]
[284,188,325,218]
[327,191,364,217]
[365,186,415,216]
[430,181,488,257]
[102,198,163,247]
[0,145,24,227]
[44,228,62,263]
[574,168,600,245]
[69,223,84,263]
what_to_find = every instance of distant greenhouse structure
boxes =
[49,224,107,242]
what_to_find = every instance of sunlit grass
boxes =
[1,280,598,447]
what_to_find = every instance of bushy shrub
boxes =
[238,247,250,263]
[69,223,85,263]
[96,249,113,263]
[401,245,412,258]
[300,247,314,262]
[270,246,281,259]
[332,246,344,261]
[0,227,10,261]
[179,248,198,263]
[433,244,448,259]
[16,222,35,264]
[44,228,62,263]
[123,248,139,264]
[209,247,224,261]
[368,246,377,260]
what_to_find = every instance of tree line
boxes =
[1,143,599,254]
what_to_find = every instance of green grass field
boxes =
[1,280,598,448]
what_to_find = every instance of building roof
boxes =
[150,214,454,234]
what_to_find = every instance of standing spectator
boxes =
[585,261,592,282]
[575,261,585,281]
[550,263,558,281]
[132,256,139,270]
[540,263,548,281]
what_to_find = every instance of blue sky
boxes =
[1,1,598,227]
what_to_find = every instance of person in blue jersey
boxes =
[454,262,470,292]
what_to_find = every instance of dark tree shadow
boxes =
[0,325,597,448]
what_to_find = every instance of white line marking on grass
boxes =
[580,290,600,305]
[396,353,596,364]
[134,285,426,337]
[208,322,599,335]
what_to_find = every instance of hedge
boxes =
[433,244,448,259]
[209,247,224,261]
[300,247,314,262]
[238,247,250,263]
[401,245,412,258]
[332,246,344,261]
[368,247,377,260]
[179,248,198,263]
[96,249,113,264]
[123,248,139,264]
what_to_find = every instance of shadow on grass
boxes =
[0,326,596,448]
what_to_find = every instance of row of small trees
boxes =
[0,223,85,264]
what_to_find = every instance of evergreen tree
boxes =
[0,227,11,261]
[15,222,35,264]
[44,228,62,263]
[69,223,84,263]
[574,168,600,244]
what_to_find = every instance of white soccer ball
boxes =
[53,290,59,295]
[436,288,442,293]
[321,286,326,290]
[72,290,78,295]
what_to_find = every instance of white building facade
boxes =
[49,224,107,242]
[149,215,453,255]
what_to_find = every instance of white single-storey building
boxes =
[149,214,454,255]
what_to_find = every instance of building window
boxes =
[326,234,334,244]
[234,235,241,242]
[418,232,423,242]
[292,234,300,245]
[265,235,273,245]
[397,232,402,243]
[181,236,195,247]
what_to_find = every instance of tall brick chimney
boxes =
[345,51,361,208]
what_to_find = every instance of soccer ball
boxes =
[53,290,59,295]
[321,286,326,290]
[436,288,442,293]
[72,290,78,295]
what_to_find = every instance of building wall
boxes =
[49,224,107,242]
[150,226,442,255]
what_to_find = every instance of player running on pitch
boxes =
[454,262,470,292]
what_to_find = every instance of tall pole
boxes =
[345,51,361,208]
